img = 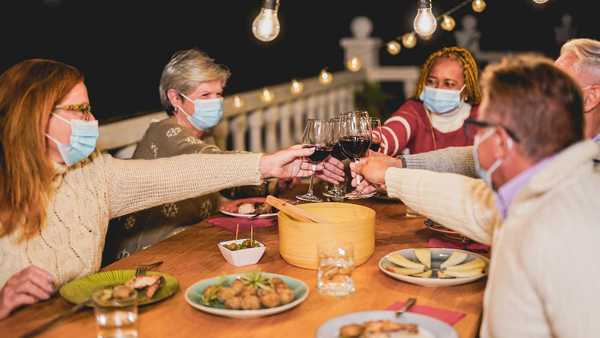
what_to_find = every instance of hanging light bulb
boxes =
[319,69,333,85]
[290,79,304,95]
[261,88,274,103]
[252,0,281,42]
[413,0,437,38]
[346,57,362,72]
[471,0,487,13]
[402,32,417,49]
[440,15,456,31]
[532,0,549,3]
[233,95,244,109]
[386,41,401,55]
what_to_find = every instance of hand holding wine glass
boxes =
[339,112,374,199]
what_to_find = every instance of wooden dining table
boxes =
[1,187,487,338]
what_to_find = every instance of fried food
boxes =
[241,295,261,310]
[339,320,418,337]
[237,203,256,214]
[259,291,281,308]
[125,274,163,298]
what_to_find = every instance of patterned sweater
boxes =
[380,99,478,156]
[385,141,600,338]
[0,152,262,287]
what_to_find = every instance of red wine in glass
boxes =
[331,142,347,160]
[308,145,332,162]
[369,141,381,151]
[340,136,370,161]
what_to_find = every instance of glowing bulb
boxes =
[261,88,274,103]
[532,0,549,3]
[402,32,417,49]
[346,57,362,72]
[252,0,281,42]
[440,15,456,31]
[319,69,333,85]
[387,41,401,55]
[290,79,304,95]
[413,0,437,38]
[472,0,487,13]
[233,95,244,109]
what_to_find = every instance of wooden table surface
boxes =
[1,190,486,338]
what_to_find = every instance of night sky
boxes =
[1,0,597,123]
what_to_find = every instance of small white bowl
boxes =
[217,239,266,267]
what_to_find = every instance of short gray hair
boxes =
[560,38,600,79]
[159,49,231,113]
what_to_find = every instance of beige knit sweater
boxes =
[0,153,262,287]
[385,141,600,338]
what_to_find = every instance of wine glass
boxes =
[369,117,383,153]
[322,117,346,201]
[296,119,332,202]
[339,112,373,199]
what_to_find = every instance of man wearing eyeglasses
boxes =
[352,54,600,337]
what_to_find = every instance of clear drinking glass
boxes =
[317,240,355,296]
[369,117,383,153]
[92,288,138,338]
[296,119,332,202]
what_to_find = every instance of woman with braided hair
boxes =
[378,47,481,155]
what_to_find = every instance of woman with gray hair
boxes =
[104,49,238,263]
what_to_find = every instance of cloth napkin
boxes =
[427,237,490,253]
[386,300,466,325]
[207,216,276,232]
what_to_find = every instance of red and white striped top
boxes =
[377,99,479,156]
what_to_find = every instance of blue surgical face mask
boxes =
[419,85,465,114]
[178,93,224,130]
[46,113,99,166]
[472,127,512,190]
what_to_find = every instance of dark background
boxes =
[0,0,597,123]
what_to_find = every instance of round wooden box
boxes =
[278,202,376,270]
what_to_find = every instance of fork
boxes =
[135,261,163,276]
[395,297,417,318]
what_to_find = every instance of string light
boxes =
[319,69,333,85]
[402,32,417,49]
[261,88,275,103]
[532,0,549,3]
[440,15,456,31]
[413,0,437,38]
[346,57,362,72]
[290,79,304,95]
[252,0,281,42]
[386,41,402,55]
[233,95,244,109]
[471,0,486,13]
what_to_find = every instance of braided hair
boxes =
[414,47,481,105]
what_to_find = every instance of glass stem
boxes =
[306,173,315,196]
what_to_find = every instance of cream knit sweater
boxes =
[0,153,262,287]
[385,141,600,338]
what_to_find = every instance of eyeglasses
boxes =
[54,103,93,119]
[464,117,520,143]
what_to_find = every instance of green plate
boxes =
[60,270,179,306]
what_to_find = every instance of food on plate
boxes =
[237,202,274,215]
[439,251,468,269]
[94,285,136,304]
[223,239,261,251]
[387,253,425,270]
[414,248,431,268]
[200,271,296,310]
[386,249,487,279]
[125,274,164,298]
[339,320,419,337]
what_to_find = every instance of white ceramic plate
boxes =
[185,272,309,319]
[379,248,489,287]
[219,197,278,219]
[424,219,470,243]
[316,310,458,338]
